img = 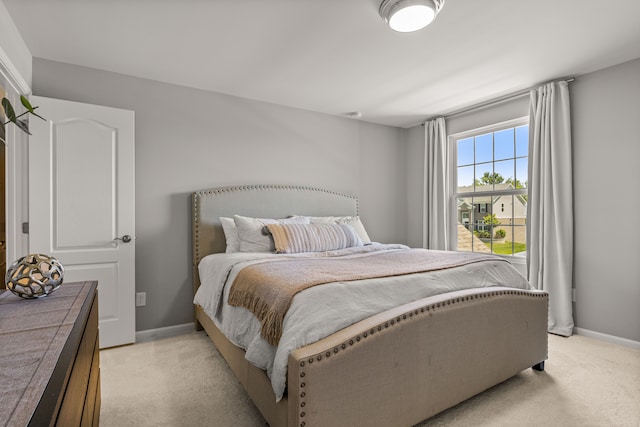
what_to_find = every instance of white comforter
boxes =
[193,244,532,401]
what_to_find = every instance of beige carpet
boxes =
[100,332,640,427]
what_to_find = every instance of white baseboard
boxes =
[574,327,640,350]
[135,322,195,344]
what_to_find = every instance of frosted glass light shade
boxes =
[389,5,434,32]
[379,0,444,33]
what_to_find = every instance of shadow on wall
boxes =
[135,192,195,331]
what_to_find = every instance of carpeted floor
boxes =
[100,332,640,427]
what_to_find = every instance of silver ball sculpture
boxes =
[5,254,64,298]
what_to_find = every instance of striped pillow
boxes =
[266,223,363,254]
[234,215,310,252]
[289,215,372,244]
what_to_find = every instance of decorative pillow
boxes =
[220,217,240,253]
[234,215,310,252]
[291,215,372,244]
[336,216,371,245]
[266,223,363,254]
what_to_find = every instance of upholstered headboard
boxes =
[192,185,358,292]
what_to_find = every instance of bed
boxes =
[192,184,548,427]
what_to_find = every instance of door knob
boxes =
[114,235,133,243]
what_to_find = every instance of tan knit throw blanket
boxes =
[228,249,502,345]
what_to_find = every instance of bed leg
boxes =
[194,309,204,331]
[532,361,545,371]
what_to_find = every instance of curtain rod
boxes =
[421,77,574,125]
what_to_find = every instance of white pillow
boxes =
[234,215,310,252]
[220,217,240,253]
[293,215,372,244]
[336,216,371,245]
[266,223,362,254]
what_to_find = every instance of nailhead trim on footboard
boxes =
[294,289,548,426]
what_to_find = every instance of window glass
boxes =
[515,157,528,188]
[494,128,514,160]
[474,162,494,192]
[457,165,474,191]
[475,133,493,163]
[515,125,528,157]
[457,137,474,166]
[452,120,528,256]
[494,159,514,183]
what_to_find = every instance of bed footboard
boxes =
[286,287,548,427]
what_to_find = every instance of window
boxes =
[451,118,528,256]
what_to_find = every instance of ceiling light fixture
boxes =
[379,0,444,33]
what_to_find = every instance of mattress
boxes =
[193,243,532,401]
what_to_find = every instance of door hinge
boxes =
[22,222,29,234]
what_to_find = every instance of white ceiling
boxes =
[4,0,640,128]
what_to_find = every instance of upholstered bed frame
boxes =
[192,185,548,427]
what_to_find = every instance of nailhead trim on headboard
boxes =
[192,184,359,267]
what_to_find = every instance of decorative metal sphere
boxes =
[5,254,64,299]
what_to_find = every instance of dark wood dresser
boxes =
[0,281,100,426]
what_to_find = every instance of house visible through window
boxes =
[451,118,528,256]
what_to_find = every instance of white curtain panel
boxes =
[423,117,449,250]
[527,81,574,336]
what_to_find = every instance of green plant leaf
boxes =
[2,97,17,122]
[20,95,46,121]
[15,118,31,135]
[20,95,34,111]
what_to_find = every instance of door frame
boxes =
[0,58,30,268]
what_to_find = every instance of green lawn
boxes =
[487,241,527,255]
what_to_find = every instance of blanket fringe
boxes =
[229,290,283,346]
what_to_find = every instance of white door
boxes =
[29,96,135,348]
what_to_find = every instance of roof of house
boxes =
[456,183,527,207]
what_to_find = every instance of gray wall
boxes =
[405,59,640,342]
[32,57,640,342]
[32,58,407,332]
[404,125,425,249]
[0,0,31,87]
[571,58,640,342]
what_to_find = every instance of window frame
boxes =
[448,117,529,263]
